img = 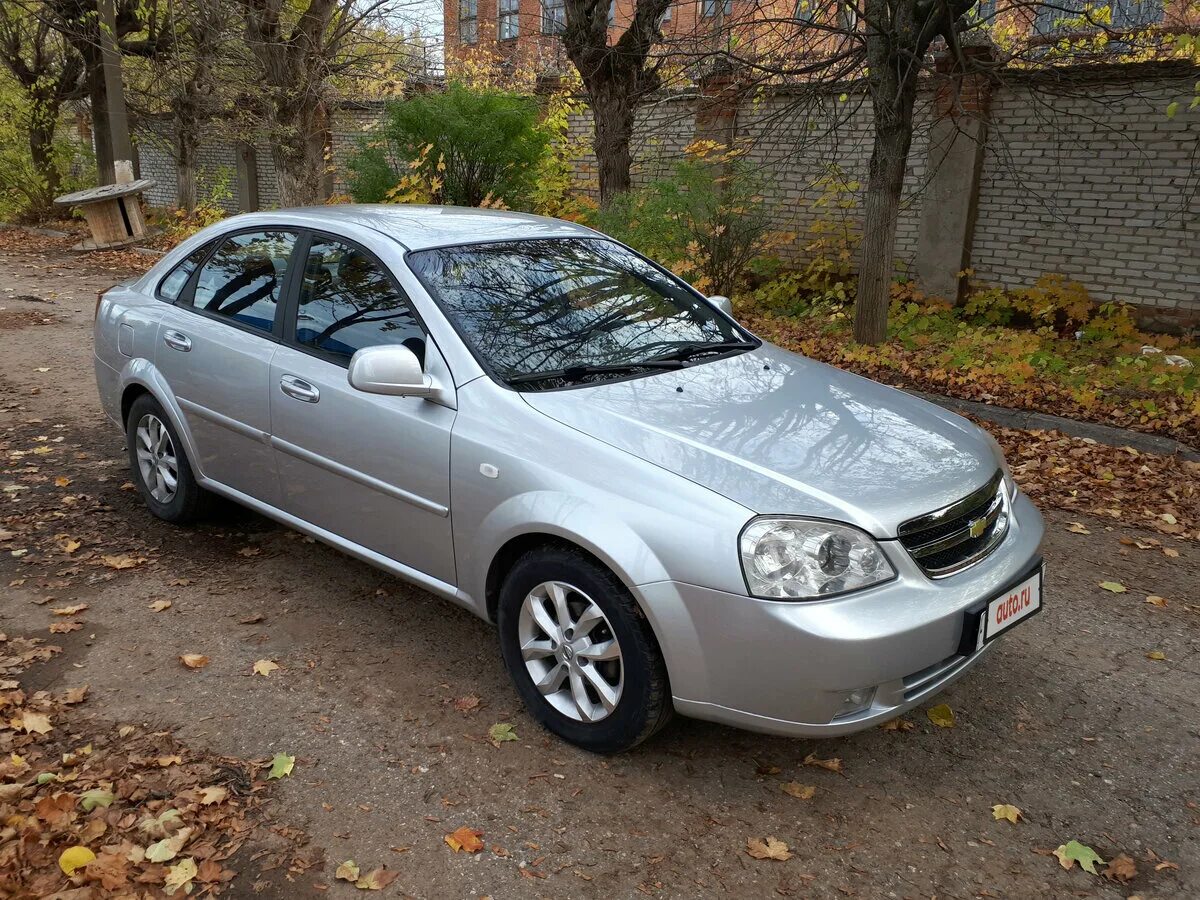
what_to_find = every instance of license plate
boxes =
[984,568,1042,641]
[960,565,1043,654]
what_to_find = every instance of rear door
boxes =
[154,229,299,506]
[268,232,457,585]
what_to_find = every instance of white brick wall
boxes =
[972,77,1198,312]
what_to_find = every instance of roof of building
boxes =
[268,204,598,251]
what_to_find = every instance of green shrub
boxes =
[0,73,92,221]
[345,83,549,208]
[593,140,784,296]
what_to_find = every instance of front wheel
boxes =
[497,547,672,753]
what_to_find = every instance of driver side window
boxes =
[293,237,425,366]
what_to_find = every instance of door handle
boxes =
[163,330,191,352]
[279,375,320,403]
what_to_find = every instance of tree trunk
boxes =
[86,58,115,185]
[854,90,916,345]
[177,125,198,212]
[591,84,634,204]
[271,101,328,207]
[28,95,63,215]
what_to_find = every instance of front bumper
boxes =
[635,491,1044,737]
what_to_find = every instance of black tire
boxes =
[125,393,210,525]
[497,546,673,753]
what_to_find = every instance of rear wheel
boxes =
[498,546,672,753]
[125,394,209,524]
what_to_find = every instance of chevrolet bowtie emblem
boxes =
[968,517,988,539]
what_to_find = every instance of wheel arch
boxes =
[116,360,204,480]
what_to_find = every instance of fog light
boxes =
[835,687,876,718]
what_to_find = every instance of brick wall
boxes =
[971,75,1198,314]
[134,122,279,213]
[134,64,1200,318]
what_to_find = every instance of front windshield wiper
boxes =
[507,359,684,386]
[651,339,759,364]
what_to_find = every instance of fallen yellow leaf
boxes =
[102,554,143,570]
[252,659,280,677]
[58,845,96,875]
[335,860,360,882]
[746,837,792,861]
[1099,581,1126,594]
[927,703,956,728]
[992,803,1022,824]
[1147,650,1167,661]
[1145,595,1167,607]
[355,868,399,890]
[780,782,815,800]
[802,752,842,772]
[179,654,209,669]
[51,603,88,616]
[149,600,172,612]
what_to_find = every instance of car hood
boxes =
[520,345,1001,537]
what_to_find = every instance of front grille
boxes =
[898,471,1008,577]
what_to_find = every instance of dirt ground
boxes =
[1,242,1197,899]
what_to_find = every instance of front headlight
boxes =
[739,518,896,600]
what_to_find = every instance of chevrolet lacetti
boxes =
[93,206,1045,753]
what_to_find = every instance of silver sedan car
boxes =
[94,206,1044,753]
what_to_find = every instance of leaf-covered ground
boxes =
[1,239,1197,898]
[0,637,309,896]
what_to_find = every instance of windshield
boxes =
[407,238,754,388]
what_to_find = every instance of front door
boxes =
[154,229,298,506]
[268,233,456,585]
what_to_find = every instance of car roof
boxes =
[236,204,599,252]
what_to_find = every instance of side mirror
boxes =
[347,345,436,398]
[708,295,733,316]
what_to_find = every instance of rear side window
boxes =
[293,237,424,365]
[192,231,296,334]
[156,242,212,302]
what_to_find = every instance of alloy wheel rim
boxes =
[135,414,179,504]
[517,580,624,723]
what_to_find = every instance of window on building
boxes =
[543,0,565,33]
[608,0,615,25]
[975,0,997,20]
[702,0,733,16]
[659,2,672,24]
[793,0,817,22]
[1111,0,1164,27]
[459,0,478,44]
[498,0,519,40]
[1034,0,1087,33]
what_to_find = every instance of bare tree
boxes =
[561,0,673,203]
[235,0,431,206]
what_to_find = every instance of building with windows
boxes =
[443,0,1195,73]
